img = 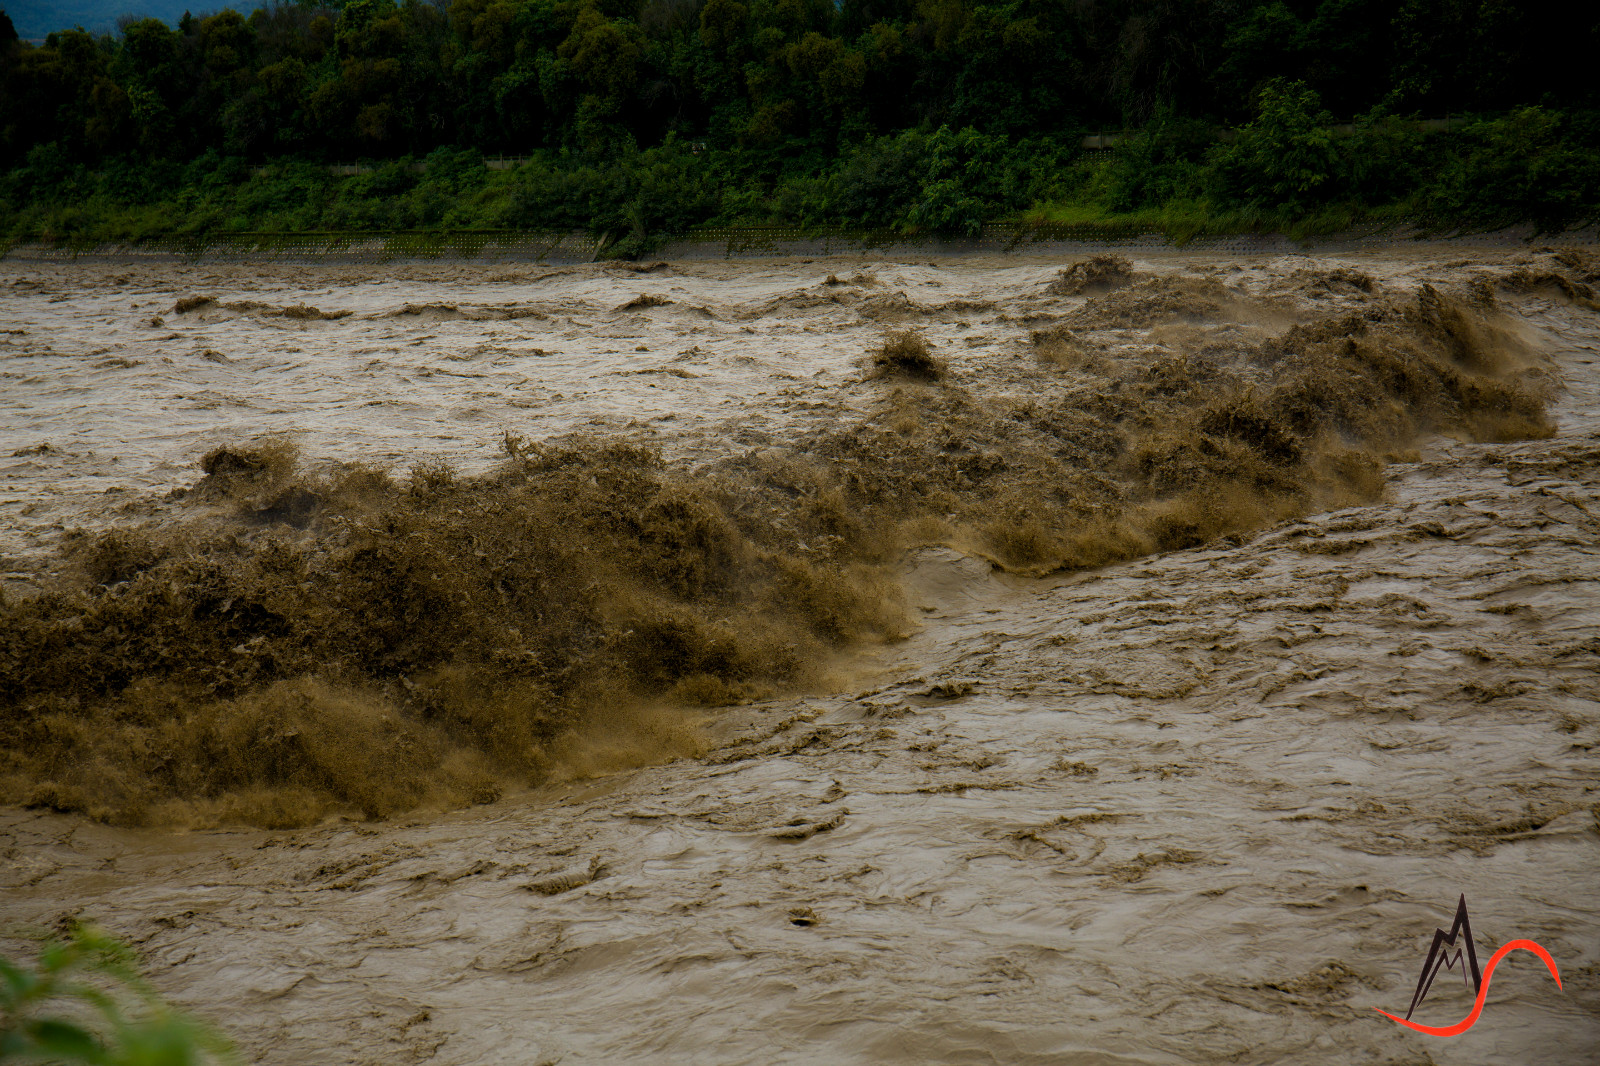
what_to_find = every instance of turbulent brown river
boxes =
[2,248,1597,1063]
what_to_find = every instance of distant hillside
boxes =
[6,0,263,39]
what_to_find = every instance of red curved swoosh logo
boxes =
[1376,939,1563,1036]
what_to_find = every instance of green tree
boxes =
[1210,80,1341,214]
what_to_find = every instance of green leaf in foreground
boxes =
[0,926,235,1066]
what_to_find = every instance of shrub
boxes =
[0,925,235,1065]
[1210,80,1341,214]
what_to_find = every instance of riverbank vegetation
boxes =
[0,0,1595,246]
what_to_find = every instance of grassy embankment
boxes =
[3,99,1595,255]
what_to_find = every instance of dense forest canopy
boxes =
[2,0,1591,161]
[0,0,1595,241]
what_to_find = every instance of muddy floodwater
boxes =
[1,249,1598,1064]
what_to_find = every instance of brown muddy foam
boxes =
[0,248,1596,1063]
[0,252,1570,828]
